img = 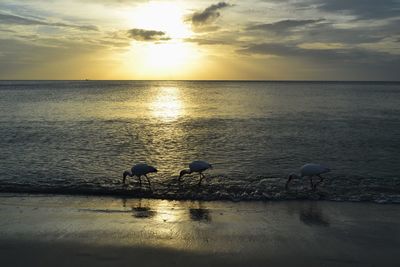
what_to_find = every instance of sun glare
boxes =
[120,1,201,78]
[144,42,193,71]
[129,2,191,39]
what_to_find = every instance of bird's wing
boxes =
[132,163,148,175]
[301,163,330,176]
[190,161,210,172]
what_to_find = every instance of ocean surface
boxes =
[0,81,399,202]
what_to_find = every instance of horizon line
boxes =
[1,79,400,82]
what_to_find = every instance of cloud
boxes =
[238,43,297,57]
[127,28,170,41]
[236,40,400,80]
[261,0,399,20]
[314,0,400,20]
[247,19,324,33]
[0,37,109,79]
[244,16,398,47]
[190,25,221,33]
[186,2,232,32]
[1,0,399,80]
[78,0,147,4]
[0,13,98,31]
[0,28,16,33]
[301,22,393,44]
[237,42,400,66]
[184,37,228,45]
[189,2,231,26]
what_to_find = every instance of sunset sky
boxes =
[0,0,399,80]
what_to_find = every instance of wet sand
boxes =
[0,194,399,267]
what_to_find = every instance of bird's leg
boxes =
[309,176,314,190]
[198,173,204,186]
[314,175,324,190]
[138,176,142,187]
[285,176,292,190]
[144,174,152,189]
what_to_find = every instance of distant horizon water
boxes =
[1,80,400,82]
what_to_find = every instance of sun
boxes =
[120,1,201,78]
[129,2,191,39]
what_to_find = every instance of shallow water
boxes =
[0,81,399,202]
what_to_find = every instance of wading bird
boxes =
[179,160,212,186]
[286,163,330,190]
[123,163,157,188]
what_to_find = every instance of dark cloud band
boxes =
[247,19,324,32]
[127,28,170,41]
[0,13,98,31]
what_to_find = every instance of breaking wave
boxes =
[1,175,399,203]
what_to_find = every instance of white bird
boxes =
[179,160,213,186]
[286,163,330,190]
[123,163,158,188]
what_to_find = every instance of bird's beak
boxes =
[178,170,185,179]
[285,176,292,190]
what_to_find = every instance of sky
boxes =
[0,0,399,80]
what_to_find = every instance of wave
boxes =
[1,176,399,203]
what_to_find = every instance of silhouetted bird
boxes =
[123,163,157,188]
[286,163,330,190]
[179,160,212,186]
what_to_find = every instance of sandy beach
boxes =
[0,194,399,266]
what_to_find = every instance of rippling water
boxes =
[0,81,399,202]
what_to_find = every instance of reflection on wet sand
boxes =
[132,206,157,218]
[122,198,157,219]
[3,195,400,267]
[189,202,211,222]
[189,208,211,222]
[299,203,330,227]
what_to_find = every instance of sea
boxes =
[0,81,399,202]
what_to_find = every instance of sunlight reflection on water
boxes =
[0,81,400,200]
[150,87,184,122]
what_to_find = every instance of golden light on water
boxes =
[151,87,184,121]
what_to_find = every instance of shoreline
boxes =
[1,193,400,266]
[1,180,400,203]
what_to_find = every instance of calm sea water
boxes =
[0,81,399,201]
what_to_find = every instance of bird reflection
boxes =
[121,199,157,219]
[189,202,211,222]
[132,206,157,218]
[299,204,330,227]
